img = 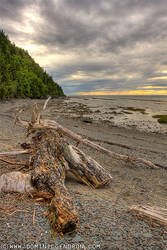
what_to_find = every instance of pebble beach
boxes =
[0,96,167,249]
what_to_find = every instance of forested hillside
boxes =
[0,30,64,99]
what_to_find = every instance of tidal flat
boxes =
[63,95,167,134]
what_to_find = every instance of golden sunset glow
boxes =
[148,76,167,81]
[76,89,167,95]
[138,86,167,89]
[156,70,167,74]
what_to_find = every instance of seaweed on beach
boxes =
[152,115,167,124]
[125,107,147,114]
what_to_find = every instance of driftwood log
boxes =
[129,205,167,227]
[63,144,111,188]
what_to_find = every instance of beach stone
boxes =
[111,232,122,241]
[105,236,111,241]
[142,232,153,238]
[132,232,140,238]
[110,221,116,226]
[72,235,85,242]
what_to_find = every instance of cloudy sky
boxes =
[1,0,167,95]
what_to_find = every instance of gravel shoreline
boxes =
[0,98,167,249]
[0,192,167,249]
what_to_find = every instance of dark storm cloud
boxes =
[0,0,35,38]
[1,0,167,94]
[161,60,167,65]
[150,83,167,87]
[32,0,167,53]
[0,0,34,21]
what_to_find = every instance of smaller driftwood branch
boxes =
[0,156,28,166]
[43,96,52,111]
[129,205,167,227]
[34,96,52,125]
[0,150,30,156]
[42,119,158,169]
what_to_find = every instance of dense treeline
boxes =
[0,30,64,99]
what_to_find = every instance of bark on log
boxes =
[29,129,79,235]
[129,205,167,227]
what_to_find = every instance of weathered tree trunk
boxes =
[29,129,79,235]
[63,144,112,188]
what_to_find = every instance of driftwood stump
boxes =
[30,129,79,235]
